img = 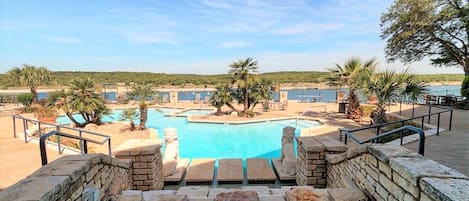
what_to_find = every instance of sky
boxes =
[0,0,464,74]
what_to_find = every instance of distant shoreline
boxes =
[0,81,461,94]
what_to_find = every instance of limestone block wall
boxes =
[326,144,469,201]
[0,154,131,201]
[296,136,348,188]
[113,139,164,191]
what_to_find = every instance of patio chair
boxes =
[162,94,169,103]
[194,93,201,104]
[202,96,210,105]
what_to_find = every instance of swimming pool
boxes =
[57,108,322,159]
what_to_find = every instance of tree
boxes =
[210,84,237,115]
[328,58,377,120]
[364,70,408,124]
[127,83,155,130]
[51,78,109,127]
[401,77,428,116]
[229,57,258,116]
[249,79,274,111]
[381,0,469,75]
[6,64,52,103]
[119,108,139,131]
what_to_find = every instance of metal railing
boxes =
[12,114,112,164]
[344,125,425,155]
[339,106,452,141]
[39,130,111,165]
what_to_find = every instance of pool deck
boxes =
[1,101,467,189]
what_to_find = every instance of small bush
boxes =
[359,105,375,118]
[17,93,34,107]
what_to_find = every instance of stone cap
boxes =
[368,144,421,163]
[113,139,162,156]
[389,157,468,186]
[419,177,469,201]
[296,136,347,152]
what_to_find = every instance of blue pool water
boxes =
[57,108,322,159]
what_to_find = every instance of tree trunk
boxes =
[226,103,239,113]
[243,88,249,115]
[346,90,361,120]
[30,87,38,103]
[138,107,147,130]
[130,121,135,131]
[216,107,222,115]
[372,104,387,124]
[66,112,84,127]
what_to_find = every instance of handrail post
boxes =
[83,140,88,154]
[376,125,380,136]
[108,138,112,156]
[449,110,453,131]
[344,132,348,145]
[427,105,431,124]
[23,119,27,143]
[421,116,425,130]
[417,128,425,156]
[79,130,84,154]
[38,122,42,138]
[12,116,16,138]
[40,131,56,166]
[57,135,62,154]
[437,113,441,136]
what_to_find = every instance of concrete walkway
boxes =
[389,105,469,176]
[0,115,63,190]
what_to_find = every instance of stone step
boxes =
[185,158,215,185]
[246,159,276,184]
[217,159,243,184]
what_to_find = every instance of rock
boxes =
[419,177,469,201]
[84,123,98,130]
[285,187,322,201]
[215,190,258,201]
[230,111,238,117]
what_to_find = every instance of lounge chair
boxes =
[162,94,169,103]
[193,93,201,104]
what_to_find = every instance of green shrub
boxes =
[17,93,34,107]
[461,76,469,98]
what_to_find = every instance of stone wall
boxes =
[113,139,164,191]
[296,136,348,188]
[326,144,469,201]
[0,154,131,201]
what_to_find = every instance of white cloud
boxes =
[43,36,80,44]
[218,41,249,48]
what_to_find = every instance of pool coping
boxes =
[164,108,216,117]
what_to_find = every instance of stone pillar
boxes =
[114,139,164,191]
[280,91,288,103]
[296,136,347,188]
[163,128,179,177]
[280,127,296,176]
[170,91,178,104]
[117,83,127,98]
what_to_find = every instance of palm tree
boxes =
[229,57,258,116]
[210,84,237,115]
[328,58,377,120]
[119,108,140,131]
[127,83,155,130]
[51,78,108,127]
[6,64,52,103]
[364,70,408,124]
[401,76,428,117]
[250,79,273,111]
